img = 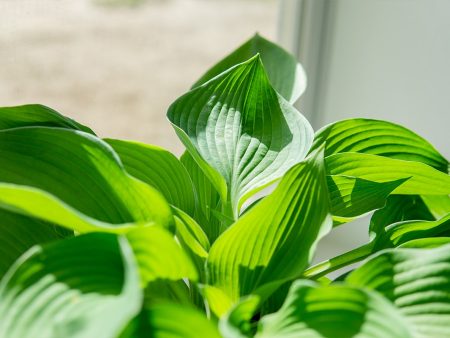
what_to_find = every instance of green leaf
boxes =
[328,175,407,220]
[256,280,412,338]
[206,148,332,310]
[421,195,450,219]
[105,139,195,215]
[374,213,450,250]
[126,225,198,287]
[0,209,71,278]
[398,237,450,249]
[119,303,221,338]
[347,245,450,338]
[312,118,448,172]
[168,55,313,217]
[180,151,222,241]
[0,104,94,134]
[0,233,141,338]
[326,153,450,195]
[173,207,210,281]
[192,34,306,104]
[0,127,173,232]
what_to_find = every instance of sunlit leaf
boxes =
[0,233,141,338]
[168,55,313,217]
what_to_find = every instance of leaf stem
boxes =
[303,241,374,279]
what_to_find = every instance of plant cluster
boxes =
[0,34,449,338]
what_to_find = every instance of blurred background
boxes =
[1,0,449,268]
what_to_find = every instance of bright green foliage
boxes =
[0,34,449,337]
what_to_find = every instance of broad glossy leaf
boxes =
[0,127,173,231]
[120,303,221,338]
[374,213,450,250]
[180,151,222,241]
[328,175,407,220]
[0,104,94,134]
[0,233,141,338]
[0,209,71,278]
[312,118,448,172]
[106,139,195,215]
[192,33,307,104]
[421,195,450,219]
[126,226,198,287]
[168,55,313,217]
[256,280,412,338]
[347,245,450,338]
[206,148,332,310]
[399,237,450,248]
[326,153,450,195]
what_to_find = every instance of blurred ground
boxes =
[0,0,277,155]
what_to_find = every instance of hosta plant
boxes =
[1,34,449,338]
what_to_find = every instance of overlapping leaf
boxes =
[119,303,221,338]
[256,280,412,338]
[0,127,173,232]
[0,209,71,278]
[168,55,313,217]
[106,139,195,215]
[192,33,307,104]
[206,148,332,312]
[311,118,448,172]
[0,104,94,134]
[0,233,141,338]
[347,245,450,338]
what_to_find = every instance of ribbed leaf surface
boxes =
[120,304,221,338]
[347,245,450,338]
[312,118,448,172]
[206,148,332,308]
[0,104,94,134]
[0,127,172,231]
[168,55,313,216]
[106,139,195,216]
[192,34,306,104]
[257,280,412,338]
[326,153,450,195]
[0,233,141,338]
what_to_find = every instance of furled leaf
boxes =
[256,280,412,338]
[326,153,450,195]
[0,233,141,338]
[173,207,210,280]
[126,225,198,287]
[106,139,195,215]
[168,55,313,217]
[0,127,173,232]
[0,209,71,278]
[347,245,450,338]
[192,33,307,104]
[206,148,332,311]
[180,151,222,241]
[119,303,221,338]
[311,118,448,173]
[0,104,94,134]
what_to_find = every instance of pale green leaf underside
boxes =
[126,225,198,287]
[0,127,173,230]
[347,245,450,338]
[168,55,313,216]
[257,280,411,338]
[0,233,141,338]
[106,139,195,216]
[120,303,221,338]
[0,104,94,135]
[192,33,306,104]
[207,148,332,307]
[312,118,448,172]
[326,153,450,195]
